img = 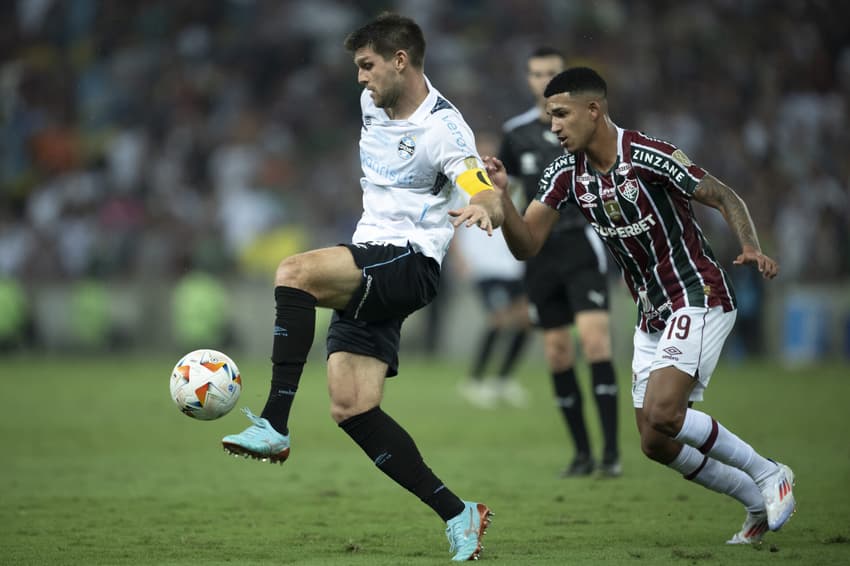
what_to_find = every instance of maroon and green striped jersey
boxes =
[536,128,736,332]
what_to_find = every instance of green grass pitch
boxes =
[2,354,849,565]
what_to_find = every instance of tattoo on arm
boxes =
[694,175,760,250]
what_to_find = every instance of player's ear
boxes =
[394,50,407,71]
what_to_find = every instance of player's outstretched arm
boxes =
[473,188,505,231]
[693,174,779,279]
[448,158,505,235]
[482,156,558,260]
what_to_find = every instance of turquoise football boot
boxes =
[222,408,290,463]
[445,501,493,561]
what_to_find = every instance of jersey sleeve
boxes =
[629,133,707,196]
[534,154,575,211]
[429,110,495,199]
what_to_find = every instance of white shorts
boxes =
[631,306,736,408]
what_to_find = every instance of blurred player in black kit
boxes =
[498,47,620,476]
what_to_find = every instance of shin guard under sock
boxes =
[552,368,590,456]
[675,408,777,485]
[669,444,765,513]
[590,361,619,458]
[261,286,317,434]
[339,406,465,521]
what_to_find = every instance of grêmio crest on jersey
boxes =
[397,134,416,160]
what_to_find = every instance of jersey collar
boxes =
[405,75,439,124]
[586,124,625,175]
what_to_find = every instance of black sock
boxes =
[469,327,499,380]
[552,368,590,456]
[590,361,619,459]
[497,329,528,378]
[261,286,317,434]
[339,407,465,522]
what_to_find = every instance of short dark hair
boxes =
[529,46,564,60]
[544,67,607,98]
[344,12,426,68]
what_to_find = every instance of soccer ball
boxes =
[170,349,242,420]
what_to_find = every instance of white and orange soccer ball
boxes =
[170,349,242,420]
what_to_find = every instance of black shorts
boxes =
[475,278,525,312]
[525,229,609,329]
[326,242,440,377]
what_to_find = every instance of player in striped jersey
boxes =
[222,14,499,561]
[487,67,795,544]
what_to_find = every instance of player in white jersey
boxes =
[220,13,500,562]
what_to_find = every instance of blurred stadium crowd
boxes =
[1,0,848,349]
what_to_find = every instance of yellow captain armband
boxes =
[456,167,495,197]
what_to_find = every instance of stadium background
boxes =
[3,3,850,565]
[1,0,848,364]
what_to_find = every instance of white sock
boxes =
[669,445,765,513]
[675,409,777,486]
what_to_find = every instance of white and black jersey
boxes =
[353,77,483,265]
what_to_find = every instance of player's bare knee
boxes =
[275,255,310,289]
[640,432,682,464]
[581,339,610,362]
[639,434,669,462]
[329,399,355,424]
[646,403,685,437]
[544,343,573,370]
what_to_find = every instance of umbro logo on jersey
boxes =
[398,135,416,160]
[662,346,683,360]
[578,192,597,208]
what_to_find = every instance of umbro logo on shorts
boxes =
[662,346,683,360]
